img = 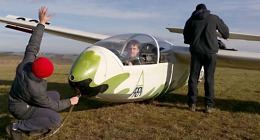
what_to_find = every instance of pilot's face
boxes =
[127,44,139,57]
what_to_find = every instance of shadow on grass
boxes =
[1,79,259,113]
[154,92,260,114]
[0,115,14,139]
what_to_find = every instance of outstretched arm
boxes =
[19,7,52,67]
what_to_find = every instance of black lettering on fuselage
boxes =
[131,87,142,97]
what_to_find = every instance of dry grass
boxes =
[0,54,259,140]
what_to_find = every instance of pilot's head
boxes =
[126,40,139,58]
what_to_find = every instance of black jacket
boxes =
[8,24,71,119]
[183,9,229,55]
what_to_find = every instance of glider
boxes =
[0,15,259,103]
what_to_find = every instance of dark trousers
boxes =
[188,53,217,107]
[16,91,62,131]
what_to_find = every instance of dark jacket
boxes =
[8,24,71,119]
[183,9,229,55]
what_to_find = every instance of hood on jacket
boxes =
[191,9,210,20]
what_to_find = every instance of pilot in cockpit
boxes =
[123,39,141,66]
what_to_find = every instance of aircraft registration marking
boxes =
[131,87,143,97]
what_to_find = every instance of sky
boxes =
[0,0,260,54]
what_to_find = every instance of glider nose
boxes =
[68,48,108,97]
[68,78,108,97]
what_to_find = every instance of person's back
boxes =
[183,4,229,55]
[183,3,229,113]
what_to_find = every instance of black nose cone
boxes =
[69,78,108,97]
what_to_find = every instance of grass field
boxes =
[0,55,259,140]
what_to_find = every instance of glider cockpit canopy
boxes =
[93,33,174,65]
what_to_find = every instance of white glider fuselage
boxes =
[68,34,192,102]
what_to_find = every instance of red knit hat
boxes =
[31,57,54,78]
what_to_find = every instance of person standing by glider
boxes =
[183,3,229,113]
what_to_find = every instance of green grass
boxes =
[0,55,259,140]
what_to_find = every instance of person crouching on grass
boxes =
[6,6,79,140]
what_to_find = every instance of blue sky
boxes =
[0,0,259,54]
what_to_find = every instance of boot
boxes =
[6,123,22,140]
[205,106,214,113]
[188,104,196,112]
